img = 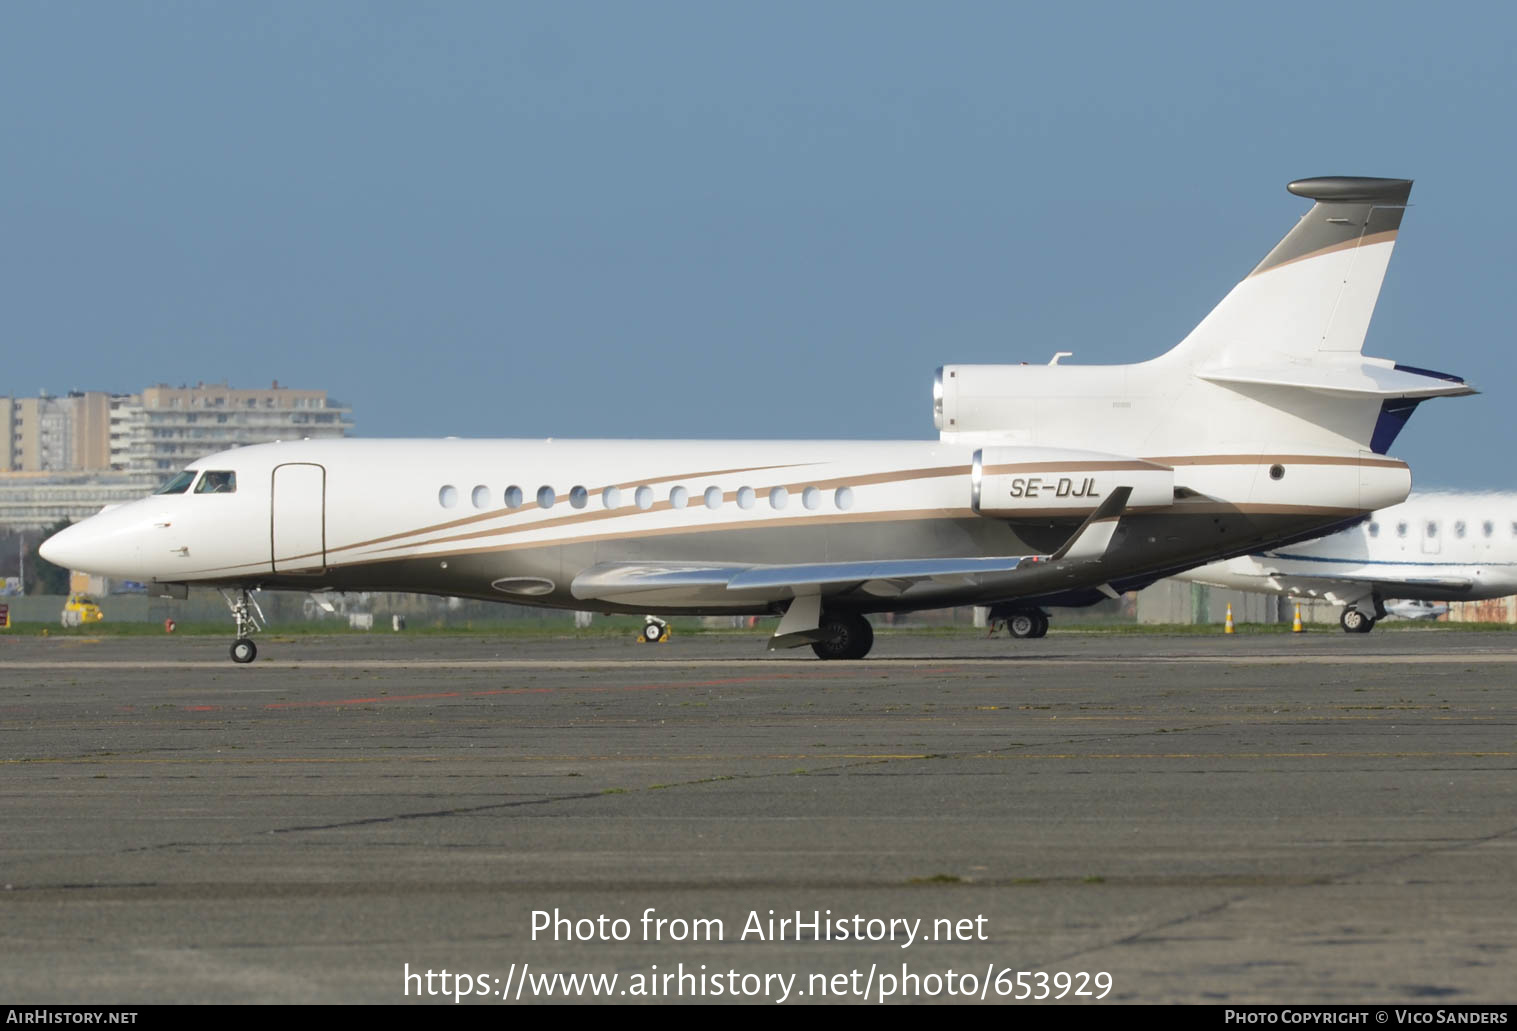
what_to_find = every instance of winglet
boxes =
[1050,486,1131,562]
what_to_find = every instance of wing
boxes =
[1280,572,1475,593]
[569,485,1134,648]
[570,555,1033,606]
[1223,567,1477,607]
[571,487,1133,606]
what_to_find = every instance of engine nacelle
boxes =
[935,363,1142,444]
[971,447,1174,517]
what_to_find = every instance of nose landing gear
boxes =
[219,587,267,663]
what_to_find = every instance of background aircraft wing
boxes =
[1270,571,1476,592]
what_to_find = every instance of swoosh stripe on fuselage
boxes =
[318,452,1398,559]
[225,499,1365,579]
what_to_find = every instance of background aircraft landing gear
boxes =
[1340,607,1376,634]
[811,612,874,660]
[219,587,267,663]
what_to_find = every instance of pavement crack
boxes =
[268,791,607,833]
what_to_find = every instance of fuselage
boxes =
[41,437,1412,615]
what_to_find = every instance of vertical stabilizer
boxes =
[1165,177,1412,370]
[936,176,1471,457]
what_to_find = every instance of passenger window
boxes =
[570,486,589,509]
[1395,522,1406,538]
[471,485,490,509]
[769,486,789,509]
[602,487,622,510]
[154,470,198,495]
[803,486,821,510]
[194,470,236,494]
[1368,522,1379,538]
[736,486,756,510]
[1456,521,1466,538]
[1484,521,1494,538]
[635,486,654,510]
[439,485,459,508]
[835,486,855,510]
[1426,521,1438,539]
[704,486,723,509]
[504,486,523,509]
[536,486,555,510]
[669,486,688,509]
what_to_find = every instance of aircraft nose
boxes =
[38,514,143,576]
[39,522,84,570]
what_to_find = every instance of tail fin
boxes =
[1167,176,1412,368]
[937,177,1472,456]
[1153,177,1473,454]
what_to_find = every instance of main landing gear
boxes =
[811,612,874,660]
[988,606,1049,640]
[638,616,671,644]
[1339,607,1377,634]
[219,587,267,663]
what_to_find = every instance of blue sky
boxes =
[2,2,1511,487]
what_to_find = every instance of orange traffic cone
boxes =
[1225,603,1235,634]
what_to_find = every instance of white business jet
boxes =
[42,177,1473,662]
[1174,493,1517,632]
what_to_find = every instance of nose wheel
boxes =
[219,587,267,663]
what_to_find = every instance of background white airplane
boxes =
[41,177,1473,661]
[1174,492,1517,632]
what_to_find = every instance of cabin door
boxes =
[1421,517,1442,556]
[271,463,326,573]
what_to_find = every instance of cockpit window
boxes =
[194,470,237,494]
[153,470,198,495]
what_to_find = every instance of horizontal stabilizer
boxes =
[1199,362,1475,399]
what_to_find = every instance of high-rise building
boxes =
[128,381,352,476]
[0,382,353,530]
[1,392,116,473]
